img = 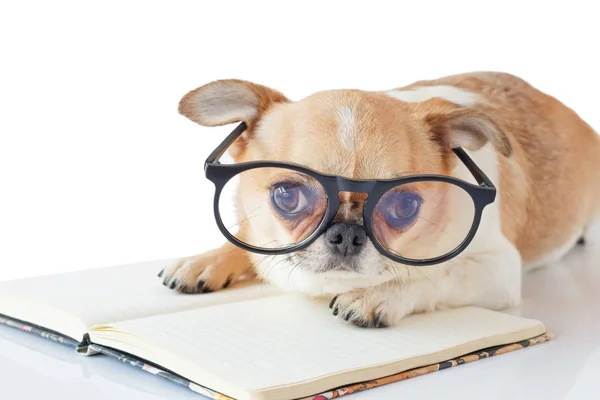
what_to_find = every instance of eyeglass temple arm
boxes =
[452,147,495,188]
[205,122,248,167]
[204,123,494,188]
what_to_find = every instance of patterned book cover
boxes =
[90,332,553,400]
[88,344,230,399]
[0,314,97,355]
[0,314,78,349]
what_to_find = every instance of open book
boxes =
[0,258,551,400]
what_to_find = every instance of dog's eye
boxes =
[378,191,422,229]
[271,183,310,215]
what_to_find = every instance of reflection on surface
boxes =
[0,325,202,399]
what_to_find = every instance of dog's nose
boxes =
[325,223,366,257]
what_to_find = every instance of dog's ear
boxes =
[418,99,512,157]
[178,79,288,127]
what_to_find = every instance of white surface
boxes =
[1,232,599,399]
[1,1,599,281]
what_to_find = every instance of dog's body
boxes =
[162,72,600,328]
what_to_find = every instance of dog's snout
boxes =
[325,223,366,257]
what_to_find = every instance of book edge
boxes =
[89,343,232,400]
[0,313,94,354]
[0,292,89,342]
[295,331,554,400]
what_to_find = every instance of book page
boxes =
[0,258,281,340]
[94,295,545,400]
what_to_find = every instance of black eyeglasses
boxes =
[203,122,496,266]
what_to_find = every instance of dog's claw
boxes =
[373,312,387,328]
[193,280,213,294]
[329,296,338,309]
[353,319,370,328]
[157,269,164,278]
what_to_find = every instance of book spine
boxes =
[0,314,82,351]
[88,344,235,400]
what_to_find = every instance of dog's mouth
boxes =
[288,237,378,276]
[311,255,364,274]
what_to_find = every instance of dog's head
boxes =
[179,80,509,295]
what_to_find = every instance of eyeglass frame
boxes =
[203,122,496,267]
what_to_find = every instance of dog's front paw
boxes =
[329,286,409,328]
[158,244,254,294]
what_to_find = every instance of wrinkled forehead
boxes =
[250,90,423,179]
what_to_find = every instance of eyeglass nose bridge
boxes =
[335,177,376,194]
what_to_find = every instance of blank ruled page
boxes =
[0,258,282,336]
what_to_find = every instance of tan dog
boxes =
[160,72,600,328]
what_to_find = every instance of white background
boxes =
[1,0,599,281]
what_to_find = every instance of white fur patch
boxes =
[336,106,356,151]
[385,85,480,107]
[444,144,522,306]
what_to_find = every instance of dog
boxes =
[159,72,600,328]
